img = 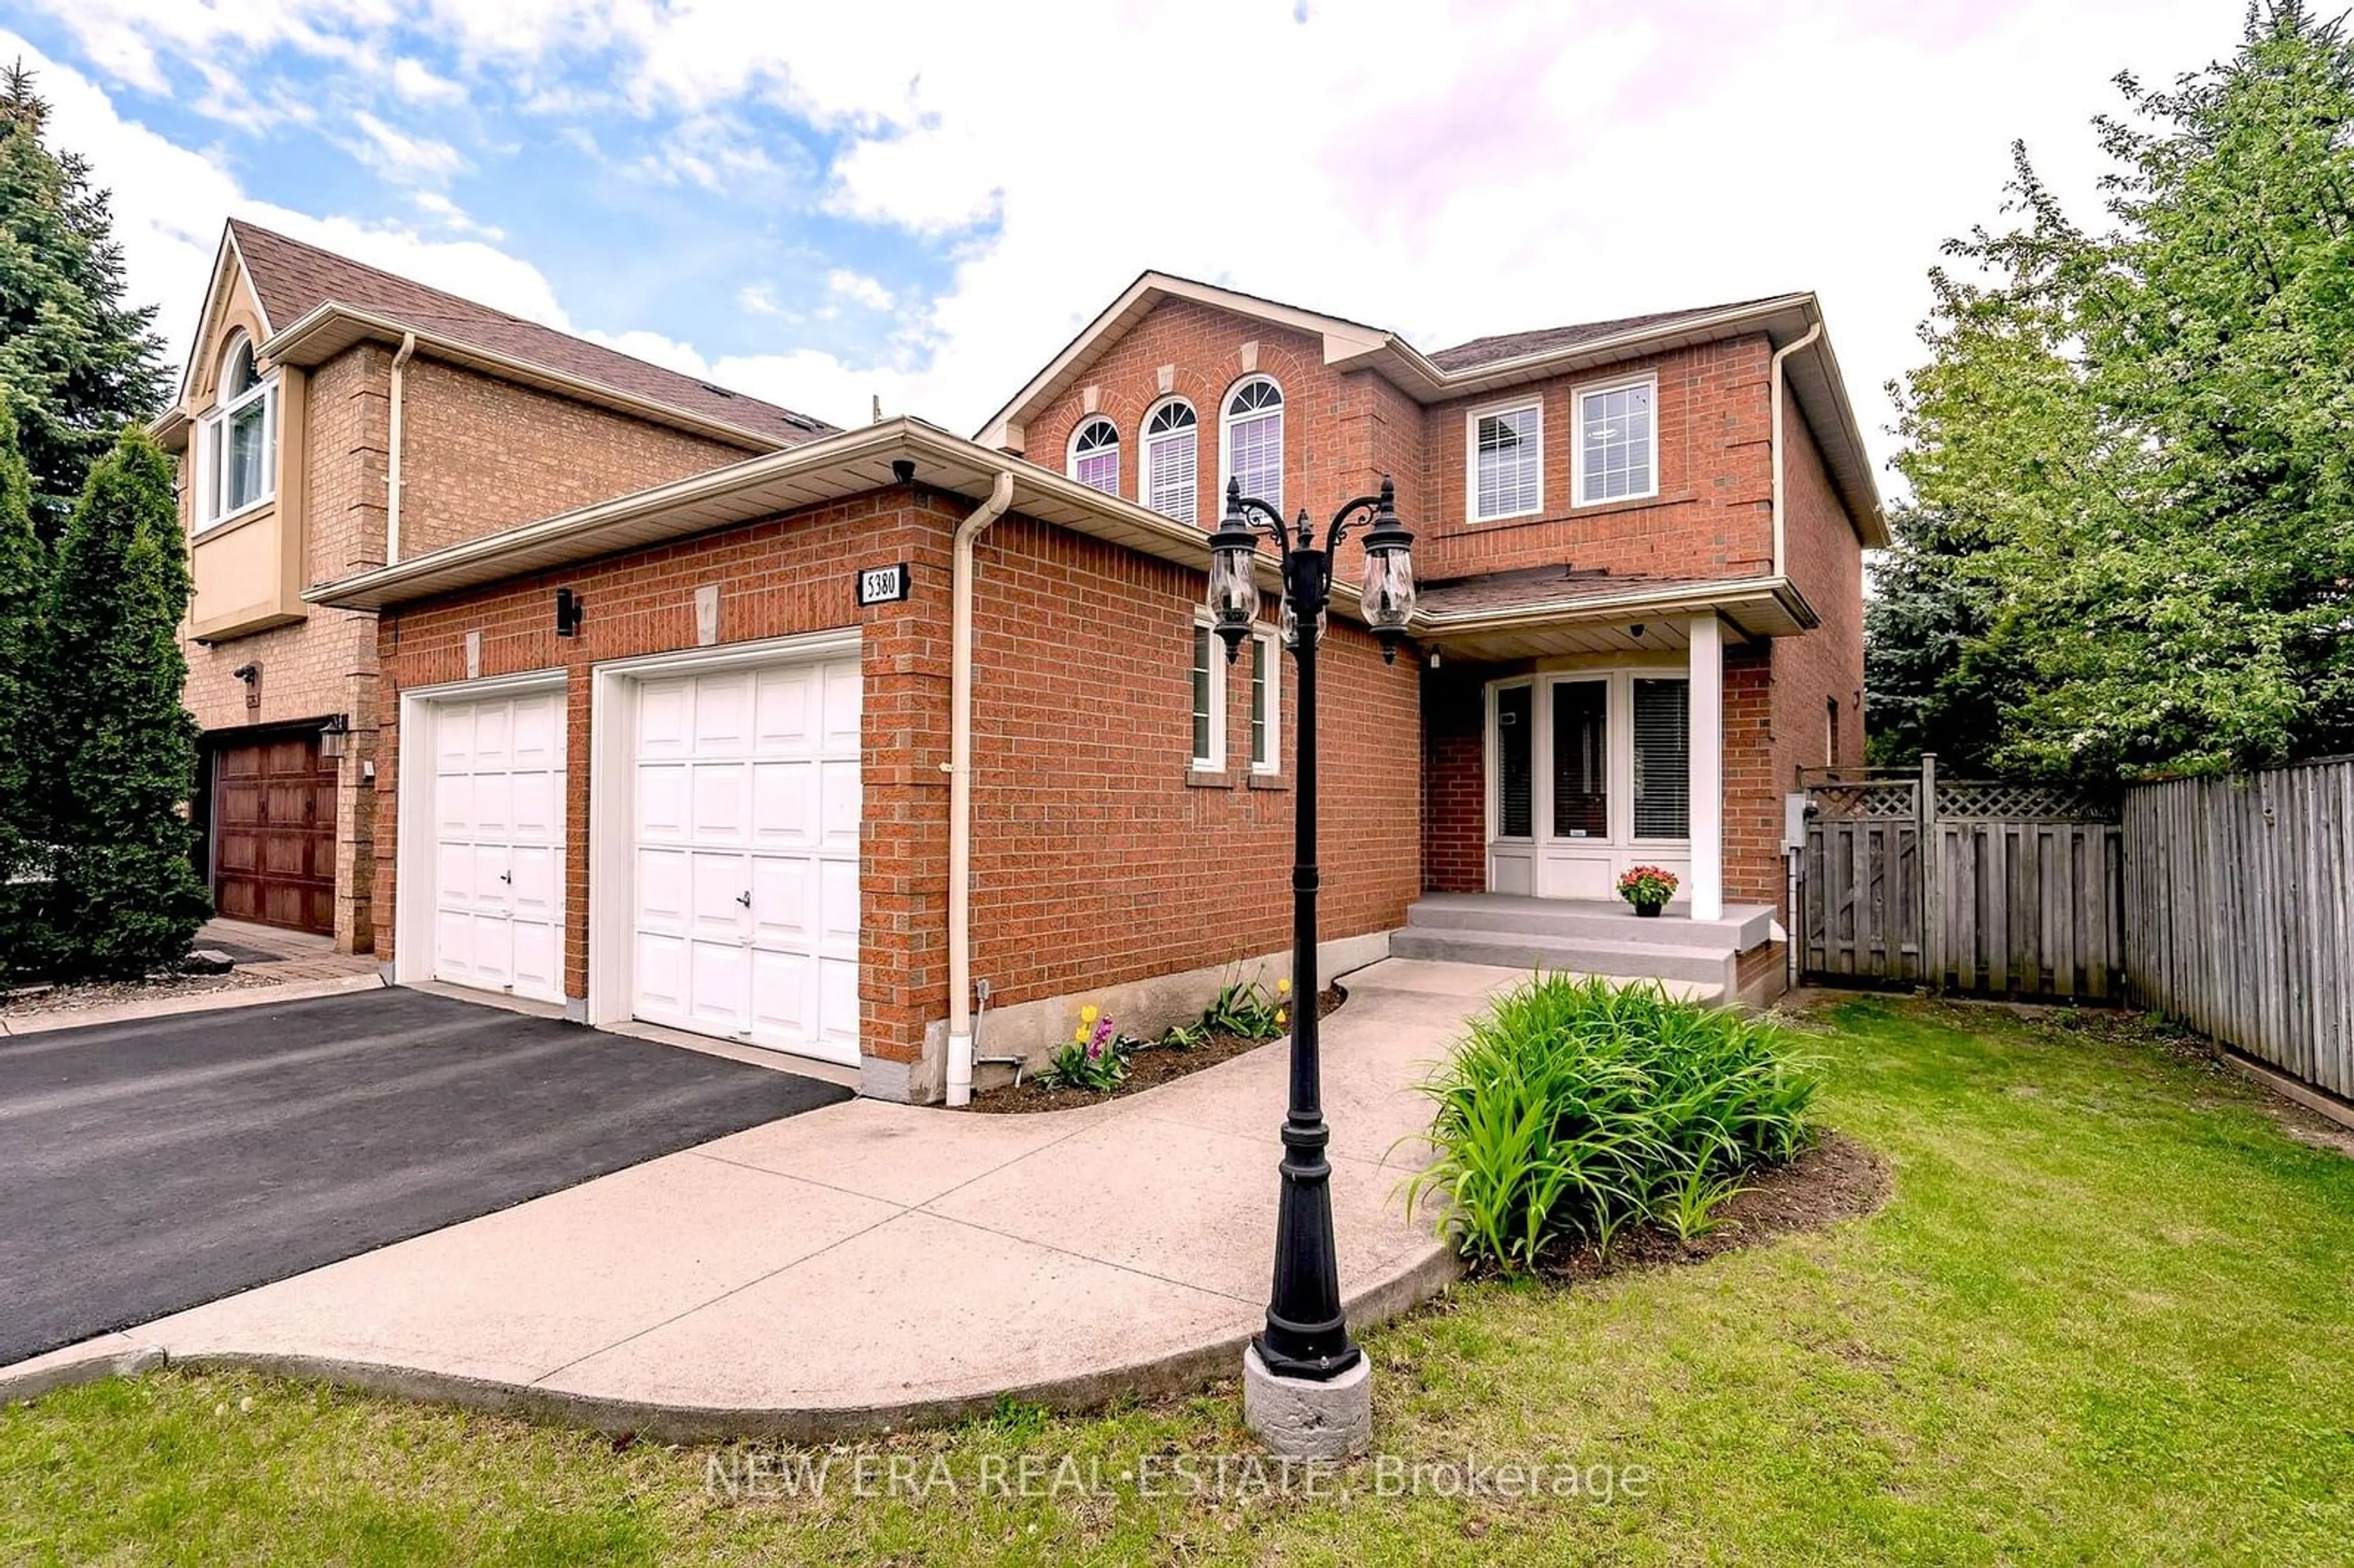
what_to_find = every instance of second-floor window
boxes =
[1143,398,1199,523]
[1068,417,1120,495]
[197,333,278,530]
[1575,375,1657,505]
[1222,376,1284,514]
[1469,399,1542,522]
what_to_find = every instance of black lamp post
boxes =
[1205,473,1415,1385]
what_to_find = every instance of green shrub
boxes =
[1200,974,1289,1040]
[1405,975,1820,1271]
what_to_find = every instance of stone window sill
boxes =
[1186,767,1233,789]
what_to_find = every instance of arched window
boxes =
[1068,416,1121,495]
[1221,376,1284,514]
[197,330,278,530]
[1141,398,1199,523]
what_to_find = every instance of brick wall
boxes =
[397,357,761,556]
[1420,664,1488,892]
[373,487,1420,1075]
[1417,337,1775,583]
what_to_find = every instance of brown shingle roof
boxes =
[1416,564,1727,618]
[1426,297,1786,373]
[229,221,836,445]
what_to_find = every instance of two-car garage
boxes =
[394,631,864,1069]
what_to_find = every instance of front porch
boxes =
[1416,571,1816,932]
[1390,893,1782,1006]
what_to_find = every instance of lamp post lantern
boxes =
[1206,474,1414,1453]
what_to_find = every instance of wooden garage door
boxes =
[213,734,337,935]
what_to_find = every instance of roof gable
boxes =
[223,221,836,446]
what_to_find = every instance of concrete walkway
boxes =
[1,959,1520,1439]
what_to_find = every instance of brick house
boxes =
[158,222,832,949]
[178,237,1880,1103]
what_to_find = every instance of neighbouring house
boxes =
[156,221,834,948]
[175,236,1880,1103]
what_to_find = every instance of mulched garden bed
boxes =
[960,986,1345,1114]
[1533,1132,1891,1284]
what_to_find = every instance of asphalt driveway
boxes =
[0,988,851,1367]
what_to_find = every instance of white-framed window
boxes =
[1249,625,1281,774]
[1068,416,1120,495]
[1143,397,1200,523]
[1466,397,1542,522]
[1221,376,1284,514]
[1574,373,1658,506]
[194,332,278,531]
[1190,611,1225,771]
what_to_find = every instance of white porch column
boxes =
[1687,614,1724,921]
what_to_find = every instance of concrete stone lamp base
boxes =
[1241,1344,1373,1460]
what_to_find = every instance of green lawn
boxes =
[8,997,2353,1566]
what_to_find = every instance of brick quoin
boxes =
[372,487,1421,1075]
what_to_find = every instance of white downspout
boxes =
[1767,321,1822,579]
[386,331,417,565]
[1767,319,1824,950]
[946,467,1015,1106]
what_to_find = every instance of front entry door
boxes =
[1486,671,1694,900]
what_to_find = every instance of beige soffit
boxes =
[259,304,798,454]
[304,417,1348,617]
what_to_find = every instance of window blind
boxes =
[1191,626,1213,762]
[1475,405,1541,519]
[1632,677,1690,839]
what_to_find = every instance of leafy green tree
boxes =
[36,428,207,978]
[0,387,45,978]
[0,62,168,540]
[1878,4,2354,778]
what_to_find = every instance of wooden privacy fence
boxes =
[1800,759,2125,1001]
[2122,759,2354,1100]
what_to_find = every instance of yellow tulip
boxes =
[1073,1024,1087,1043]
[1276,1008,1289,1028]
[1277,977,1292,995]
[1080,1004,1100,1025]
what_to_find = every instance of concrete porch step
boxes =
[1406,892,1774,950]
[1387,926,1734,994]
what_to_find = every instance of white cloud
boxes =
[348,110,463,181]
[825,268,893,311]
[11,1,2261,485]
[737,283,782,316]
[410,189,503,240]
[390,55,463,104]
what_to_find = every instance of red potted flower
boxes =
[1617,865,1678,918]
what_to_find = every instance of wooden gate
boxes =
[1801,758,2124,1000]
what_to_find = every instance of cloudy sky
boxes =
[2,0,2245,482]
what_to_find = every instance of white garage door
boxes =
[630,659,861,1064]
[432,690,566,1003]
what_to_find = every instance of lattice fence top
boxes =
[1802,771,2119,823]
[1807,780,1920,820]
[1935,779,2119,823]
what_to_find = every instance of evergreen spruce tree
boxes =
[0,62,169,540]
[38,429,207,978]
[0,388,47,979]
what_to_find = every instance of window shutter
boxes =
[1632,677,1691,838]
